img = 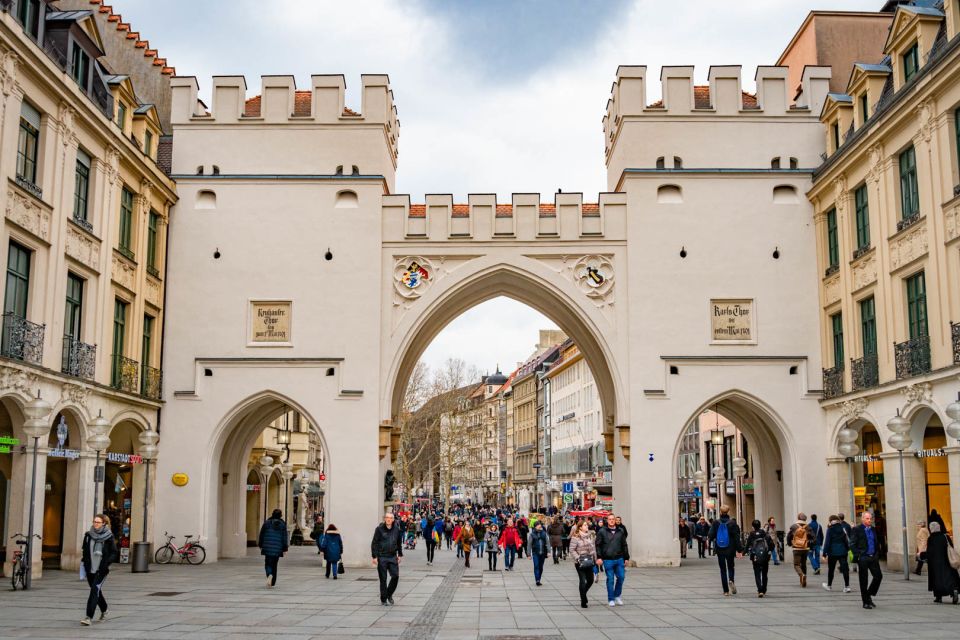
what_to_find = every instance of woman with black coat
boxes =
[821,515,851,592]
[80,514,118,626]
[926,522,960,604]
[258,508,289,587]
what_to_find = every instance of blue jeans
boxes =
[532,553,546,582]
[771,544,780,564]
[505,545,516,568]
[809,545,821,571]
[476,539,485,557]
[603,558,625,601]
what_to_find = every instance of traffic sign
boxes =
[562,481,574,493]
[562,493,573,504]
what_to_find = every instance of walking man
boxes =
[499,517,521,571]
[371,511,404,606]
[80,514,118,625]
[423,515,437,566]
[850,511,883,608]
[708,505,743,596]
[596,513,629,606]
[745,519,772,597]
[808,514,824,575]
[257,508,289,588]
[529,520,550,585]
[786,513,813,587]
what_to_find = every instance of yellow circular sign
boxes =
[171,473,189,487]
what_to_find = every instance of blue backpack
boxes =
[716,521,730,549]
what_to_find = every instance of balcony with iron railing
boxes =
[822,365,844,400]
[851,352,879,391]
[140,364,162,401]
[110,354,139,394]
[894,334,931,379]
[0,313,44,365]
[61,336,96,381]
[952,322,960,365]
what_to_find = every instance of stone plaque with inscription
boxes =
[251,301,291,343]
[711,299,753,342]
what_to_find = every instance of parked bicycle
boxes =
[154,532,206,565]
[9,533,40,590]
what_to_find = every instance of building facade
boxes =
[0,0,175,578]
[810,1,960,570]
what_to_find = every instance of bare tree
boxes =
[394,360,433,501]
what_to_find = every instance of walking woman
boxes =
[679,517,691,559]
[258,508,289,588]
[80,514,118,626]
[456,519,475,568]
[529,520,550,586]
[548,517,564,564]
[745,519,772,597]
[499,518,522,571]
[926,522,960,604]
[569,519,597,608]
[821,515,851,592]
[320,524,343,579]
[485,523,502,570]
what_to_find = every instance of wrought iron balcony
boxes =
[0,313,44,365]
[140,364,162,400]
[14,174,42,200]
[896,212,921,232]
[822,365,844,399]
[71,214,94,234]
[110,354,139,394]
[852,244,872,261]
[851,352,879,391]
[894,334,931,379]
[824,264,839,277]
[952,322,960,364]
[61,336,96,381]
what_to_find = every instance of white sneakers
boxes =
[608,600,616,607]
[80,617,91,626]
[265,576,273,588]
[843,586,852,593]
[822,583,832,591]
[729,582,737,595]
[615,597,624,605]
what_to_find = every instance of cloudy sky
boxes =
[116,0,878,375]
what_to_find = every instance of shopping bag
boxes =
[338,561,346,574]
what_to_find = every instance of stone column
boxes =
[946,446,960,537]
[879,450,925,571]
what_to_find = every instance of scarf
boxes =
[88,526,113,574]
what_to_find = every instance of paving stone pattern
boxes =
[0,544,957,639]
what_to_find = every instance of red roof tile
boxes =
[409,204,426,217]
[539,203,556,215]
[406,202,596,216]
[646,85,759,110]
[582,203,600,214]
[243,91,357,118]
[451,204,469,217]
[495,204,513,217]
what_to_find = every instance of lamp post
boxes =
[131,429,158,573]
[259,454,274,521]
[281,461,294,520]
[946,393,960,443]
[732,453,747,526]
[837,425,860,520]
[87,412,111,518]
[693,469,706,515]
[22,392,52,590]
[886,410,912,581]
[710,426,725,518]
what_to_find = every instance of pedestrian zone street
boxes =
[0,545,956,640]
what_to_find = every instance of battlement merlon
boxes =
[169,74,399,132]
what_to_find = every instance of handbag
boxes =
[947,544,960,570]
[338,561,345,574]
[577,553,596,569]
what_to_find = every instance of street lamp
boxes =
[21,391,52,590]
[281,461,294,520]
[886,409,912,581]
[693,469,707,515]
[837,425,860,521]
[87,411,111,517]
[732,453,747,526]
[945,393,960,443]
[132,429,158,573]
[259,454,274,521]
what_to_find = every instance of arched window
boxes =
[771,157,781,169]
[657,184,683,204]
[334,190,358,209]
[655,156,665,169]
[789,157,799,169]
[673,156,683,169]
[195,189,216,209]
[773,185,799,204]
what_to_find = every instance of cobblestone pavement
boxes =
[0,543,957,639]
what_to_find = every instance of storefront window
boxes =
[923,424,952,536]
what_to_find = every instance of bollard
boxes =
[131,541,152,573]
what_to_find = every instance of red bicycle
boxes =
[154,532,206,564]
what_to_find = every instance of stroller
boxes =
[404,530,417,550]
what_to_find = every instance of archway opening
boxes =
[673,394,790,565]
[921,418,952,536]
[214,396,327,559]
[42,411,84,570]
[392,289,618,517]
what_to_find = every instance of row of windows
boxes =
[827,272,924,368]
[16,101,163,273]
[824,142,925,271]
[4,241,157,380]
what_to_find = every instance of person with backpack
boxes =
[786,512,813,588]
[807,514,825,575]
[443,518,454,550]
[319,524,343,579]
[821,515,851,592]
[708,505,743,596]
[764,517,781,565]
[745,519,773,597]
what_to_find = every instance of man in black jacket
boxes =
[371,511,404,605]
[849,511,883,609]
[596,514,629,606]
[708,505,743,596]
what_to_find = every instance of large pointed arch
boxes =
[385,263,626,439]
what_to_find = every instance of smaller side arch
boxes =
[657,184,683,204]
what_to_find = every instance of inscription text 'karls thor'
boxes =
[711,299,753,341]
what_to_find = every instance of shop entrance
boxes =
[855,424,887,558]
[921,421,952,535]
